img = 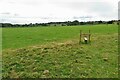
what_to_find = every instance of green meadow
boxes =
[2,24,118,78]
[2,24,118,49]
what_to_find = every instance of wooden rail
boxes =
[79,30,91,44]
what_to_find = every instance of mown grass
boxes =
[2,24,118,49]
[2,24,118,78]
[0,28,2,79]
[2,34,118,78]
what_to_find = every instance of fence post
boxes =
[79,30,82,44]
[89,30,91,43]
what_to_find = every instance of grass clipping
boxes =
[2,34,118,78]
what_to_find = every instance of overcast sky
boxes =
[0,0,119,24]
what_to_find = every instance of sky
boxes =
[119,1,120,19]
[0,0,119,24]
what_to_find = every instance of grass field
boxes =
[2,24,118,78]
[2,24,118,49]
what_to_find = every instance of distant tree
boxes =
[107,21,113,24]
[117,22,119,25]
[72,20,79,25]
[66,21,71,26]
[98,20,103,24]
[61,24,66,26]
[80,22,85,25]
[86,21,94,25]
[0,23,2,27]
[29,23,33,27]
[2,23,12,27]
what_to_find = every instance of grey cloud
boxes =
[0,0,117,24]
[50,1,117,19]
[0,12,10,15]
[73,16,93,19]
[0,12,20,17]
[50,1,113,10]
[7,0,43,6]
[88,2,114,16]
[14,13,19,17]
[23,0,42,6]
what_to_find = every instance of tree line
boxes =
[0,20,119,28]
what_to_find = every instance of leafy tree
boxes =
[72,20,79,25]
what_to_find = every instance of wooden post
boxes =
[79,30,91,44]
[79,30,82,44]
[89,30,90,43]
